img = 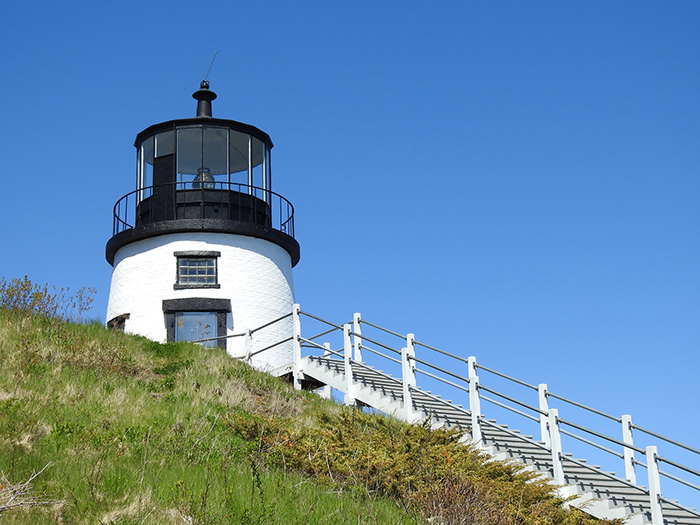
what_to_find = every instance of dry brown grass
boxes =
[99,489,187,525]
[414,475,517,525]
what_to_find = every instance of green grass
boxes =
[0,311,411,524]
[0,308,622,524]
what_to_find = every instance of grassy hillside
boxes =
[0,280,622,524]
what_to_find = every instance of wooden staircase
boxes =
[297,354,700,525]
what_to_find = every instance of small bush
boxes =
[224,410,623,525]
[0,276,95,322]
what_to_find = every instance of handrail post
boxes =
[548,408,565,485]
[646,445,664,525]
[621,414,636,484]
[321,343,332,400]
[538,383,550,448]
[244,329,252,363]
[353,312,362,362]
[467,357,482,443]
[402,333,416,423]
[292,304,302,390]
[343,323,355,406]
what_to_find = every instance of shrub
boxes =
[224,410,623,525]
[0,276,95,322]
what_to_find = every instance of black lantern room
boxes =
[106,81,300,267]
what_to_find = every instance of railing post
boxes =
[538,383,550,448]
[467,357,482,443]
[548,408,565,485]
[321,343,332,400]
[353,313,362,362]
[646,445,664,525]
[244,329,252,363]
[343,323,355,406]
[621,414,636,484]
[292,304,302,390]
[402,333,416,423]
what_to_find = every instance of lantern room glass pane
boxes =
[176,128,202,184]
[203,127,228,184]
[155,130,175,157]
[229,130,249,185]
[136,146,142,189]
[252,137,264,192]
[264,147,271,193]
[140,136,154,189]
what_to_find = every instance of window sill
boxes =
[173,284,221,290]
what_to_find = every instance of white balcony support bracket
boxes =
[468,356,482,443]
[402,333,416,423]
[538,383,550,448]
[548,408,565,486]
[321,342,332,400]
[343,323,355,406]
[353,313,362,362]
[622,414,636,484]
[292,304,302,390]
[646,445,664,525]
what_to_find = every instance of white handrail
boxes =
[281,306,700,519]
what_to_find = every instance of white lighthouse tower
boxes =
[105,82,300,372]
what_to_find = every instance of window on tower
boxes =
[174,250,221,289]
[163,298,230,350]
[178,257,216,284]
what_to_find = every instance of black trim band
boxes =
[162,298,231,313]
[174,250,221,257]
[106,218,300,267]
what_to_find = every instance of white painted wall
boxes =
[106,232,295,371]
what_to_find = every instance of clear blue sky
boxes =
[1,0,698,505]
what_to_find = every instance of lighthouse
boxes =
[105,82,299,373]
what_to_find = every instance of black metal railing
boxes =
[112,182,295,238]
